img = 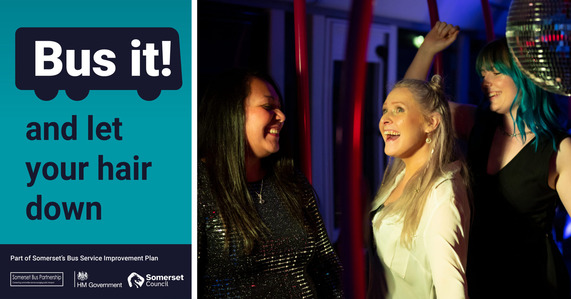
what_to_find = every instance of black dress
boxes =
[198,162,344,298]
[466,107,570,298]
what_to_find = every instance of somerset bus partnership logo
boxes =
[10,272,64,287]
[15,27,182,101]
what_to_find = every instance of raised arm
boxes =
[405,21,477,141]
[404,21,460,80]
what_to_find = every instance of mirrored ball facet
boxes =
[506,0,571,96]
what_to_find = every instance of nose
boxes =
[380,112,392,124]
[481,74,492,89]
[481,82,491,94]
[379,113,391,131]
[275,108,286,123]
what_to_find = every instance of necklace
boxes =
[499,126,532,138]
[254,179,264,204]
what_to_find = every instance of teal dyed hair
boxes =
[475,38,563,150]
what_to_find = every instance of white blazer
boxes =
[372,161,470,299]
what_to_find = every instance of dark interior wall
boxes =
[197,0,270,100]
[198,0,303,165]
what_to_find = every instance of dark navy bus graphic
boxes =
[16,27,182,101]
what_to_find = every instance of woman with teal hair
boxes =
[405,21,571,298]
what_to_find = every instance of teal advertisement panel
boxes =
[0,0,191,244]
[0,1,191,297]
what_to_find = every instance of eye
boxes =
[382,108,388,114]
[395,107,405,113]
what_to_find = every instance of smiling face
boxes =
[481,68,519,115]
[379,87,432,162]
[244,77,286,161]
[475,38,521,117]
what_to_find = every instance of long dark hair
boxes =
[198,69,306,254]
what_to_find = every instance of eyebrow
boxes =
[383,101,405,107]
[263,95,282,107]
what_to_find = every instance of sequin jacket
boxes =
[198,163,344,298]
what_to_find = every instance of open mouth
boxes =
[384,130,400,141]
[488,91,501,99]
[267,128,280,136]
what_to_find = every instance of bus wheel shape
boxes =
[66,89,89,101]
[137,89,160,101]
[35,89,58,101]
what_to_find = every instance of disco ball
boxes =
[506,0,571,96]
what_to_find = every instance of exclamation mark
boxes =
[161,41,171,77]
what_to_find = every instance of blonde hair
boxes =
[372,75,469,248]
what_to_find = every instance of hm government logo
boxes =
[74,271,123,289]
[128,272,144,288]
[77,271,88,281]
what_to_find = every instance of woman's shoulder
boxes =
[434,161,463,187]
[556,136,571,170]
[279,167,312,191]
[271,167,315,203]
[424,162,470,228]
[560,135,571,147]
[430,161,468,204]
[291,169,316,201]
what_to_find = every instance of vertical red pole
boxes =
[427,0,443,76]
[481,0,496,42]
[339,0,373,298]
[294,0,312,183]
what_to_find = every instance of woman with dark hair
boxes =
[405,21,571,298]
[198,69,343,298]
[370,75,471,298]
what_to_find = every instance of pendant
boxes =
[257,193,265,204]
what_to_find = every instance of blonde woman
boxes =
[370,76,471,298]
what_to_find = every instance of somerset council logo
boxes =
[127,272,144,288]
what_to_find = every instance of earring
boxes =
[426,137,432,144]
